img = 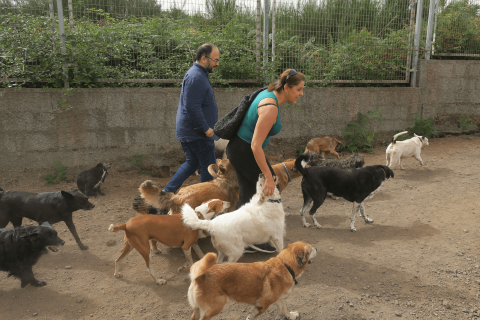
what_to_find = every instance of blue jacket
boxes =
[176,63,219,142]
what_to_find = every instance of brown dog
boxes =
[140,159,238,216]
[272,158,303,193]
[108,200,230,284]
[188,241,317,320]
[304,136,342,159]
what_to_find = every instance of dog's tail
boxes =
[108,223,126,233]
[182,204,215,234]
[188,252,217,311]
[295,154,310,177]
[132,194,162,215]
[391,131,408,144]
[139,180,172,211]
[189,252,217,281]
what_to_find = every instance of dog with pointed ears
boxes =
[188,241,317,320]
[386,131,429,170]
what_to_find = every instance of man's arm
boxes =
[183,77,210,134]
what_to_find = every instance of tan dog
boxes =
[108,199,230,284]
[188,241,317,320]
[304,136,342,159]
[134,198,230,254]
[140,159,238,216]
[271,159,303,193]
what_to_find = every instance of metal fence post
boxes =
[425,0,436,59]
[256,0,261,83]
[406,0,417,84]
[263,0,269,84]
[411,0,424,87]
[56,0,69,88]
[432,0,439,56]
[48,0,57,52]
[271,0,276,62]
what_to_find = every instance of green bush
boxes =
[459,114,478,131]
[342,109,382,153]
[410,115,439,138]
[44,161,67,185]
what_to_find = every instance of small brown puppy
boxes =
[304,136,342,159]
[108,200,229,284]
[140,159,238,215]
[188,241,317,320]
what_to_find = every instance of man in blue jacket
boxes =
[163,43,220,194]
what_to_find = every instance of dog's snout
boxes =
[58,238,65,246]
[90,204,95,209]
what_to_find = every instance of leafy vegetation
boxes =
[459,114,478,131]
[131,153,150,174]
[44,161,67,185]
[342,109,382,154]
[0,0,478,88]
[410,115,439,138]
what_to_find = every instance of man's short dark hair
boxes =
[195,43,217,62]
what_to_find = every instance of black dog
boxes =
[295,154,394,231]
[77,162,111,197]
[0,188,94,250]
[0,223,65,288]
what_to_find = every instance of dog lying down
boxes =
[386,131,429,170]
[295,154,394,231]
[188,241,317,320]
[182,174,285,264]
[108,199,230,284]
[0,222,64,288]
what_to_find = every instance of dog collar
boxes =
[281,162,292,183]
[418,136,422,142]
[268,199,281,203]
[282,262,298,285]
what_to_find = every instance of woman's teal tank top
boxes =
[237,89,282,149]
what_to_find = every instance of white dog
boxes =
[386,131,429,170]
[182,174,285,264]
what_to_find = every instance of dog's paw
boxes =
[156,278,167,285]
[365,217,374,224]
[303,222,311,228]
[178,265,190,272]
[32,280,47,287]
[79,244,89,250]
[114,272,123,278]
[314,222,322,229]
[288,311,300,320]
[350,227,357,232]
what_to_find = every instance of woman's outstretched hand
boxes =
[262,175,276,196]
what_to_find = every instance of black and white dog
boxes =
[295,154,394,231]
[0,188,95,249]
[0,222,64,288]
[77,162,111,197]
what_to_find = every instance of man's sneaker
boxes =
[244,243,276,254]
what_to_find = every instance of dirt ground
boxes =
[1,135,480,320]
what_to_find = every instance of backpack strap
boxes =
[258,102,278,108]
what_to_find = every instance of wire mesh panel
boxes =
[0,0,56,83]
[270,0,416,83]
[65,0,261,84]
[433,0,480,57]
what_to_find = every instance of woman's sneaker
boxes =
[244,243,276,254]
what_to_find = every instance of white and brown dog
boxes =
[386,131,429,170]
[108,199,230,285]
[182,174,285,264]
[188,241,317,320]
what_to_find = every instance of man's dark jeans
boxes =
[163,139,216,194]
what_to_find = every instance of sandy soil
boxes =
[1,135,480,320]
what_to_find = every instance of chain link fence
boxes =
[432,0,480,57]
[1,0,479,86]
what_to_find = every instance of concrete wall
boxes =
[1,60,479,174]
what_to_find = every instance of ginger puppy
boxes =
[188,241,317,320]
[304,136,341,159]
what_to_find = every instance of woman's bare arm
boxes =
[251,97,278,196]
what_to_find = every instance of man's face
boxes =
[205,47,220,73]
